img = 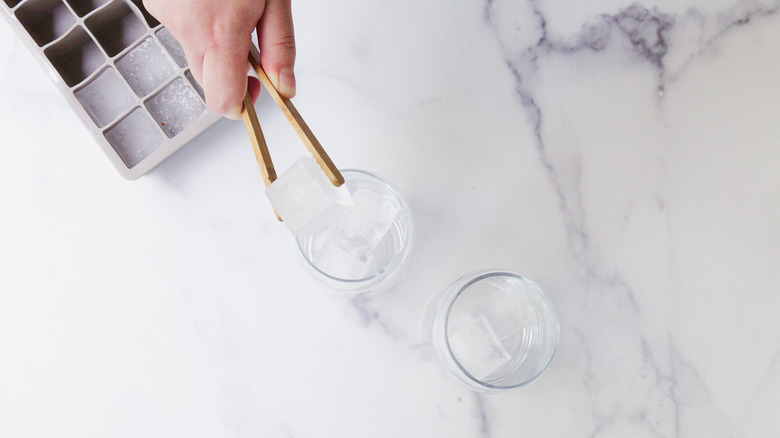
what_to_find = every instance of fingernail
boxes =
[278,68,296,98]
[224,105,243,120]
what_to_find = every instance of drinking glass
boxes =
[422,270,559,392]
[295,169,413,295]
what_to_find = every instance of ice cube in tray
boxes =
[3,0,221,179]
[145,77,207,138]
[104,108,165,168]
[116,37,178,97]
[74,67,135,128]
[185,71,204,100]
[156,27,187,68]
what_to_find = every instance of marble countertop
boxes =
[2,0,780,436]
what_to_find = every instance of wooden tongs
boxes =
[241,43,344,220]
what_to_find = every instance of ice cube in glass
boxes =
[313,240,376,280]
[294,169,413,295]
[447,312,513,380]
[424,271,560,392]
[329,187,400,262]
[465,284,529,350]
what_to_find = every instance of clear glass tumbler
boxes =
[423,270,560,393]
[295,169,413,295]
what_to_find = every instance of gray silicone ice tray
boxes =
[1,0,221,179]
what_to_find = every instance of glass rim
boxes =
[294,168,413,285]
[442,270,560,390]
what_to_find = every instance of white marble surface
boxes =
[2,0,780,436]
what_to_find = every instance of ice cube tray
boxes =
[1,0,221,179]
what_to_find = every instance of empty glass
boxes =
[423,270,559,393]
[295,169,413,295]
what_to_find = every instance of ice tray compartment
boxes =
[74,66,135,127]
[65,0,109,17]
[156,27,186,68]
[127,0,159,27]
[14,0,76,46]
[105,107,165,168]
[145,77,208,138]
[185,70,204,100]
[84,0,145,57]
[44,26,105,87]
[116,37,177,97]
[2,0,222,179]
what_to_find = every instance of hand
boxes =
[143,0,296,119]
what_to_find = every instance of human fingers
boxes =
[257,0,296,97]
[201,32,253,119]
[248,76,262,104]
[142,0,209,110]
[171,36,260,112]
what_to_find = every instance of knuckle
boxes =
[273,35,297,54]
